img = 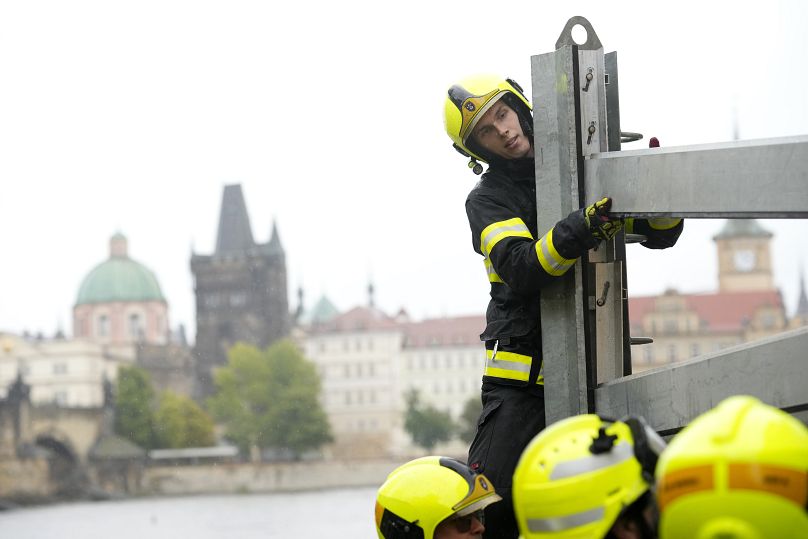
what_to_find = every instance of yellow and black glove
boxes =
[584,197,623,242]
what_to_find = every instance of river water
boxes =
[0,487,378,538]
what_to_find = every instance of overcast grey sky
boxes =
[1,0,807,340]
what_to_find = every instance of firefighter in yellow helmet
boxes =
[512,414,665,539]
[655,395,808,539]
[444,74,683,538]
[376,456,503,539]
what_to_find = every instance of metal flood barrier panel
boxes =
[533,16,808,429]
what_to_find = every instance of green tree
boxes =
[114,365,156,449]
[457,395,483,444]
[404,389,455,451]
[207,339,332,458]
[154,391,216,449]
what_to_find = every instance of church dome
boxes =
[75,233,166,306]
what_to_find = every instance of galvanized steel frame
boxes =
[533,16,808,428]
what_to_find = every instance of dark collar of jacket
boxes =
[484,157,535,183]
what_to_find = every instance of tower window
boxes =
[129,313,143,339]
[97,315,110,337]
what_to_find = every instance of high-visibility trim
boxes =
[485,349,531,382]
[535,228,576,276]
[648,218,682,230]
[527,506,605,533]
[480,218,533,258]
[729,463,807,508]
[657,465,715,510]
[484,349,543,385]
[484,258,503,283]
[658,463,808,511]
[549,440,634,480]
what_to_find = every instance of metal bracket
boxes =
[555,16,603,50]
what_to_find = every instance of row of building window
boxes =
[10,363,69,376]
[202,292,248,309]
[317,339,377,354]
[95,313,147,339]
[405,354,481,371]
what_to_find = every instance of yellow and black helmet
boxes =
[513,414,665,538]
[375,456,501,539]
[443,74,532,173]
[656,395,808,539]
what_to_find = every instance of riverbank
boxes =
[1,457,410,507]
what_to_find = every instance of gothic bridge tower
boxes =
[190,184,290,398]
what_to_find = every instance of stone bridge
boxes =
[0,375,119,501]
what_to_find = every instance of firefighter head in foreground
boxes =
[513,414,666,539]
[376,456,502,539]
[655,395,808,539]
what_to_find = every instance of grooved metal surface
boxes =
[533,45,591,423]
[585,135,808,217]
[594,327,808,430]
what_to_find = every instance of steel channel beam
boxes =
[595,326,808,432]
[533,44,591,422]
[585,135,808,218]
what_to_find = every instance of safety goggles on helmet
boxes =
[443,74,533,174]
[447,509,485,533]
[375,456,501,539]
[512,413,665,539]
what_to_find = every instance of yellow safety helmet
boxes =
[375,455,502,539]
[513,414,665,538]
[656,395,808,539]
[444,74,532,173]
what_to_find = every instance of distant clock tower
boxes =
[714,219,774,292]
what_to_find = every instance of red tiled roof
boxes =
[401,315,485,348]
[312,305,400,333]
[629,290,784,333]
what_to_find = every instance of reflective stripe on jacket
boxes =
[466,157,684,387]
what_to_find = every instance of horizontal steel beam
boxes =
[585,135,808,218]
[594,326,808,432]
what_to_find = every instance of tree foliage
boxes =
[403,389,455,451]
[114,365,156,449]
[207,339,332,458]
[457,395,483,444]
[154,391,216,449]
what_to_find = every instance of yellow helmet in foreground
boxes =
[513,414,665,539]
[656,395,808,539]
[375,456,501,538]
[444,74,532,172]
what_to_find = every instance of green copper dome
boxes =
[75,234,166,306]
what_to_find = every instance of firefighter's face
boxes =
[471,100,533,160]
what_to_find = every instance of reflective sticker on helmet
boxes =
[729,463,808,508]
[549,440,634,480]
[657,464,714,510]
[527,506,605,532]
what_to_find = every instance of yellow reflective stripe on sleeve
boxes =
[480,218,533,258]
[624,218,635,234]
[648,218,682,230]
[535,228,576,276]
[485,349,531,382]
[484,258,503,283]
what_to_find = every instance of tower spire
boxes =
[215,184,255,254]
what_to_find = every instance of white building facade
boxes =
[300,306,486,459]
[0,334,134,407]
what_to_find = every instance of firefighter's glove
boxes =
[584,197,622,242]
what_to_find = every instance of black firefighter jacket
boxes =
[465,157,683,386]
